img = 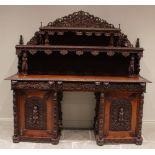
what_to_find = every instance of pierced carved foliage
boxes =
[110,99,132,131]
[47,11,115,28]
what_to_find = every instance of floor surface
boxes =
[0,120,155,149]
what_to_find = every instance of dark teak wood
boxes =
[6,11,150,145]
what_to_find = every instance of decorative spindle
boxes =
[119,24,120,29]
[19,35,24,45]
[136,38,140,48]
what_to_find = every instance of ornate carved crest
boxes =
[46,11,115,28]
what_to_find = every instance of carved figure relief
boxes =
[25,96,47,130]
[129,55,135,76]
[110,99,132,131]
[21,52,28,75]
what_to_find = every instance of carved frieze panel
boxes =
[25,96,47,130]
[11,81,146,92]
[110,99,132,131]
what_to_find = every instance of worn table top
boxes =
[6,74,151,83]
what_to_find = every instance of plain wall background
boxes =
[0,6,154,126]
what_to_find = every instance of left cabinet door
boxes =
[17,90,55,142]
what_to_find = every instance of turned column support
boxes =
[13,90,20,143]
[135,93,144,145]
[96,92,105,146]
[51,91,60,145]
[57,91,63,134]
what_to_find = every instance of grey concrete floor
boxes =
[0,120,155,149]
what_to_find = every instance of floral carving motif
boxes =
[47,11,115,28]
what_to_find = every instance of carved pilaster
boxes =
[96,93,105,146]
[51,92,60,145]
[13,90,20,143]
[136,93,144,145]
[94,92,100,134]
[57,92,63,134]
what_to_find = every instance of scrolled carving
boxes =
[120,34,133,47]
[29,49,37,55]
[47,10,115,28]
[44,49,53,55]
[91,50,99,56]
[95,32,102,36]
[76,32,83,36]
[76,50,83,56]
[57,31,64,35]
[27,31,44,45]
[85,32,93,36]
[12,81,51,90]
[60,50,68,55]
[122,52,130,57]
[11,81,145,92]
[107,51,115,56]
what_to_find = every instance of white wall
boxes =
[0,6,154,123]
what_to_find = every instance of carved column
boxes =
[13,90,20,143]
[94,92,100,134]
[51,92,60,145]
[96,92,105,146]
[136,93,144,145]
[57,91,63,134]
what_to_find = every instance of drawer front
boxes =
[103,91,140,139]
[17,90,54,138]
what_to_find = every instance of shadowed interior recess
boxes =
[28,52,131,76]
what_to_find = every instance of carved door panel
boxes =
[104,91,139,139]
[18,90,54,138]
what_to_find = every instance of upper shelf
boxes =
[16,45,143,57]
[18,10,141,49]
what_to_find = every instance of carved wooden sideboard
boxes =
[6,11,150,146]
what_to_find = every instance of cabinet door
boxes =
[17,90,54,138]
[104,91,139,140]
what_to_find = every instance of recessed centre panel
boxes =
[62,92,96,129]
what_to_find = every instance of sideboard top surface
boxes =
[6,74,150,83]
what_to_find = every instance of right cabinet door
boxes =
[104,91,140,142]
